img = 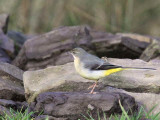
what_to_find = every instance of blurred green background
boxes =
[0,0,160,36]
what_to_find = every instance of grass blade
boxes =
[119,100,130,120]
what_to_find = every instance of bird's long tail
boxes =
[122,67,156,70]
[104,66,156,76]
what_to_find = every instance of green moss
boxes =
[145,73,154,78]
[57,84,77,92]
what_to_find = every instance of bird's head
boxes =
[69,47,86,59]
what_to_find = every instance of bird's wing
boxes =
[84,61,122,70]
[82,52,122,70]
[94,63,122,70]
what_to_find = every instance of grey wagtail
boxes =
[70,47,156,94]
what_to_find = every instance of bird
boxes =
[69,47,156,94]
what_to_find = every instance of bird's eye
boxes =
[75,51,79,53]
[70,49,79,54]
[71,50,77,54]
[73,51,76,54]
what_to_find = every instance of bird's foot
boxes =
[89,91,97,94]
[84,92,98,94]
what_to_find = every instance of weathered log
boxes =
[0,14,14,62]
[29,92,137,119]
[13,26,156,70]
[0,14,9,34]
[105,87,160,115]
[0,62,25,101]
[140,39,160,61]
[23,58,159,103]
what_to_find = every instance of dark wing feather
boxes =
[94,64,122,70]
[84,62,122,70]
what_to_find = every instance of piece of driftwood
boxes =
[29,92,137,119]
[0,14,9,34]
[140,39,160,61]
[23,59,159,103]
[0,14,14,62]
[12,26,156,70]
[117,33,152,54]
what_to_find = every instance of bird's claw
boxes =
[89,92,97,94]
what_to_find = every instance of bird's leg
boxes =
[89,81,98,94]
[88,81,98,89]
